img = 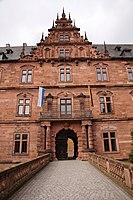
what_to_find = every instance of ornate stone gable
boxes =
[20,9,109,61]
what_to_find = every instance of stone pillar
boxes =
[41,121,51,150]
[41,126,45,150]
[81,124,86,150]
[88,125,94,149]
[46,125,51,150]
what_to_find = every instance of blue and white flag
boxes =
[38,87,46,108]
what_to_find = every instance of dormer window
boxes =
[59,35,69,41]
[114,46,121,51]
[0,52,8,60]
[6,49,13,54]
[120,49,132,57]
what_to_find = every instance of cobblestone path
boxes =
[8,160,133,200]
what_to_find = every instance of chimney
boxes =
[6,44,10,47]
[23,43,27,47]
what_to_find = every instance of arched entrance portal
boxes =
[55,129,78,160]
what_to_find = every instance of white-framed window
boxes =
[60,67,71,82]
[96,67,108,81]
[127,67,133,81]
[21,69,33,83]
[99,96,112,114]
[21,65,34,83]
[18,99,30,116]
[60,98,72,116]
[14,133,29,154]
[59,35,69,41]
[59,49,70,58]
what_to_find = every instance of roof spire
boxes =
[85,31,88,40]
[20,43,25,58]
[74,19,76,27]
[104,41,109,54]
[52,20,55,28]
[62,7,66,18]
[41,32,44,42]
[69,12,71,20]
[57,13,59,20]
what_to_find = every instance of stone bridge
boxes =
[0,154,133,200]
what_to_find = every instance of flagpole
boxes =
[38,86,46,108]
[88,85,93,117]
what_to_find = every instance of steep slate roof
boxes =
[0,44,133,61]
[95,44,133,58]
[0,46,34,61]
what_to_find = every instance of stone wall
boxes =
[0,154,50,200]
[88,153,133,192]
[0,57,133,162]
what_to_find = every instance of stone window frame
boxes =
[44,48,50,59]
[126,65,133,81]
[102,130,119,153]
[129,90,133,102]
[46,93,53,113]
[79,47,85,57]
[94,63,109,82]
[97,91,114,114]
[59,49,70,58]
[60,98,72,116]
[16,93,33,117]
[0,67,3,82]
[13,132,29,155]
[57,91,74,118]
[20,65,34,84]
[58,64,72,83]
[59,34,69,41]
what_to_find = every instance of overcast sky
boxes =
[0,0,133,47]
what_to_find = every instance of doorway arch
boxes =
[55,128,78,160]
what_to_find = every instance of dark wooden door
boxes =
[56,133,67,160]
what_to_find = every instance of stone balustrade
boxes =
[0,154,50,200]
[88,153,133,191]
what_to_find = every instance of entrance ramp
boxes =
[8,160,133,200]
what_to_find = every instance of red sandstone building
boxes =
[0,10,133,163]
